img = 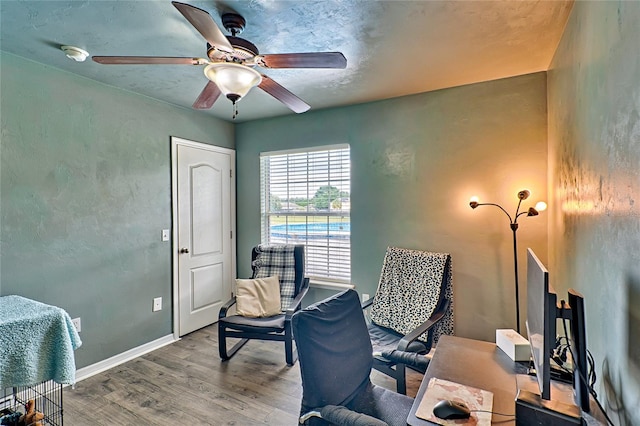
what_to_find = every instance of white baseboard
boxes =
[74,334,177,383]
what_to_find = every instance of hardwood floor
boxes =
[63,324,422,425]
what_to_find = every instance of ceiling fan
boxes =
[92,1,347,118]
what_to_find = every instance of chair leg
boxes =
[395,363,407,395]
[285,331,297,366]
[372,361,407,394]
[218,323,249,361]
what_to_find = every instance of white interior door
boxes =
[172,137,235,337]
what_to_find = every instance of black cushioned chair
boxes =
[293,289,428,426]
[218,244,309,366]
[363,246,453,394]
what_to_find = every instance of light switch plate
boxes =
[161,229,170,242]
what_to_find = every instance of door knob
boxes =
[180,247,190,254]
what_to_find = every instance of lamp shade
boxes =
[203,63,262,102]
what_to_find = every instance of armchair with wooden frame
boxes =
[362,246,454,395]
[218,244,309,366]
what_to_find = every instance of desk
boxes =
[408,335,605,425]
[408,335,524,425]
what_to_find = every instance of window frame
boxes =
[259,144,351,284]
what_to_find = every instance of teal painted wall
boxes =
[236,72,548,341]
[0,52,234,368]
[1,50,549,369]
[548,1,640,422]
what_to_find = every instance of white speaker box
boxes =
[496,329,530,361]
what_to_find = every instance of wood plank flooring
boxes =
[63,324,422,425]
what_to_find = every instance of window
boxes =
[260,145,350,283]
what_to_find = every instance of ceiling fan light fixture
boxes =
[203,63,261,103]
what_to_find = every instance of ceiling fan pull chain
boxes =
[232,102,238,120]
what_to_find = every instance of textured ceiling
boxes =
[0,1,573,123]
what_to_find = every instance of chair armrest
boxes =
[218,296,237,320]
[397,298,450,352]
[285,277,310,318]
[300,405,388,426]
[361,297,374,309]
[379,349,430,373]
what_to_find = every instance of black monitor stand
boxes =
[515,389,582,426]
[516,299,588,425]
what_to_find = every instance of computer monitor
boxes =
[525,248,556,401]
[567,289,590,412]
[525,249,591,413]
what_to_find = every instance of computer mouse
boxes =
[432,399,471,420]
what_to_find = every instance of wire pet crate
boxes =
[0,380,63,426]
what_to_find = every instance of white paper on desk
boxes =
[416,378,493,425]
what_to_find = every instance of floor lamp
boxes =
[469,190,547,334]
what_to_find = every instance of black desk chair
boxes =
[293,289,428,426]
[363,246,453,394]
[218,244,309,366]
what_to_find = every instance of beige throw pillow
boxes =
[235,275,281,318]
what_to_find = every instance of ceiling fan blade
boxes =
[92,56,201,65]
[172,2,233,54]
[259,52,347,69]
[192,81,222,109]
[258,75,310,114]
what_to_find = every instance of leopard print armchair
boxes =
[366,246,453,394]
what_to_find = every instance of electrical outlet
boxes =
[161,229,170,242]
[72,317,81,333]
[362,293,370,302]
[153,297,162,312]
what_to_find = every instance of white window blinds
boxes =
[260,145,351,283]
